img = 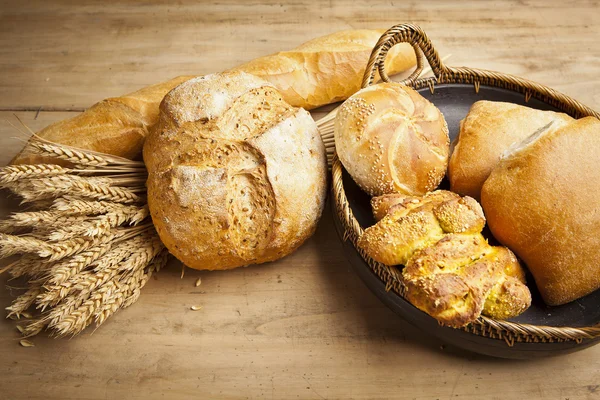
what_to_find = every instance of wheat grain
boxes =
[0,233,52,258]
[38,231,117,261]
[7,175,141,204]
[5,255,55,278]
[22,318,47,337]
[6,286,41,318]
[96,249,169,324]
[0,164,69,185]
[29,136,145,167]
[47,243,112,285]
[51,197,132,215]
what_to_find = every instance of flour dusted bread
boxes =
[335,83,449,196]
[448,100,573,199]
[231,29,416,110]
[144,72,327,270]
[14,29,416,165]
[482,116,600,306]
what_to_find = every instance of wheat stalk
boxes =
[2,254,56,278]
[50,280,120,337]
[6,285,41,318]
[0,211,85,232]
[28,137,145,168]
[95,248,169,325]
[122,249,169,309]
[46,243,113,285]
[3,137,164,339]
[0,233,52,258]
[0,164,69,185]
[6,175,142,204]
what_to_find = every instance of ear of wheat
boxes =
[1,136,170,339]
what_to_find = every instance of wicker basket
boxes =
[331,23,600,346]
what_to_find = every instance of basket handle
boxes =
[362,23,448,89]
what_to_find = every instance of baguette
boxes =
[13,29,416,165]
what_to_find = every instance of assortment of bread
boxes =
[7,26,600,334]
[144,71,327,270]
[358,190,531,327]
[13,29,416,166]
[334,83,449,196]
[335,79,599,324]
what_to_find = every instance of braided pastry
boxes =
[358,190,531,327]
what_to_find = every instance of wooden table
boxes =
[1,1,600,399]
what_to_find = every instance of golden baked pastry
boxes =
[334,83,450,196]
[358,190,531,327]
[143,72,327,270]
[482,116,600,305]
[448,100,573,199]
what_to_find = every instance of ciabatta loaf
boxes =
[482,116,600,306]
[144,72,327,270]
[448,100,573,199]
[13,29,415,165]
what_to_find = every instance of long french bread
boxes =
[13,29,416,165]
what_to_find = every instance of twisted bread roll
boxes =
[448,100,573,199]
[144,72,327,270]
[335,83,449,196]
[13,29,416,165]
[482,116,600,305]
[358,190,531,327]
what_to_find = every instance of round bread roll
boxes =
[334,83,449,196]
[143,72,327,270]
[481,116,600,306]
[449,100,573,199]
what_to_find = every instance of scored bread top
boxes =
[144,71,327,270]
[335,82,449,196]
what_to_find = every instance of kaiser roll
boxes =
[334,83,449,196]
[143,72,327,270]
[482,116,600,306]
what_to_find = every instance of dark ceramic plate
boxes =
[332,83,600,359]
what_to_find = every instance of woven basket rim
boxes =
[332,23,600,344]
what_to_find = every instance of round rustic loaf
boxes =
[143,72,327,270]
[334,83,449,196]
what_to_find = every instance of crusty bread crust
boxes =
[144,72,327,270]
[448,100,573,199]
[13,29,416,165]
[335,83,449,197]
[482,116,600,305]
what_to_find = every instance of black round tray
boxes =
[332,83,600,359]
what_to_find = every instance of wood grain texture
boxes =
[1,1,600,399]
